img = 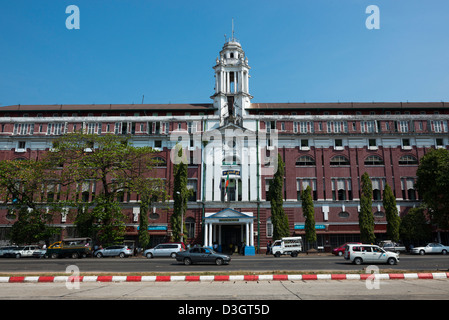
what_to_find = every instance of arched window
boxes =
[364,155,384,165]
[152,157,167,167]
[338,211,350,219]
[330,155,350,166]
[398,155,418,165]
[295,155,316,166]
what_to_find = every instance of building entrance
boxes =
[203,208,255,255]
[221,225,242,254]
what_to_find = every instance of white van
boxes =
[344,244,399,265]
[272,237,303,257]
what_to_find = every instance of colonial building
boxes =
[1,35,448,253]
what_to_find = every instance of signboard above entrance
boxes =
[222,170,240,176]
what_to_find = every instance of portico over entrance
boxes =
[203,208,255,255]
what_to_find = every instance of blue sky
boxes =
[1,0,448,106]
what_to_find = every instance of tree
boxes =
[359,172,375,244]
[416,148,449,229]
[399,206,431,245]
[301,185,316,249]
[137,178,167,249]
[383,183,401,242]
[0,159,60,244]
[171,145,191,242]
[46,133,159,246]
[269,154,289,240]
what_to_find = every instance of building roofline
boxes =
[248,102,448,110]
[1,101,447,113]
[0,103,216,112]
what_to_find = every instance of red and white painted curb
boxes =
[0,272,448,283]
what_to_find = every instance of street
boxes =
[1,254,448,303]
[0,254,448,274]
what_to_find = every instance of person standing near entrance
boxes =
[266,241,272,255]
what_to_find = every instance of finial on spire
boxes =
[231,18,235,41]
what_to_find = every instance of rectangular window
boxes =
[398,121,409,133]
[327,121,347,133]
[361,121,376,133]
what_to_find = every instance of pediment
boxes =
[205,208,253,219]
[216,122,254,134]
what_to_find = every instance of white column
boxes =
[204,223,208,247]
[214,147,221,200]
[221,71,225,92]
[208,223,213,247]
[249,148,258,201]
[245,223,249,245]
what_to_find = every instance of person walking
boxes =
[266,241,272,255]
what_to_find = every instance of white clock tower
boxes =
[211,28,252,126]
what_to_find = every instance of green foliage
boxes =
[10,207,59,245]
[269,154,289,240]
[91,196,126,246]
[416,148,449,229]
[383,184,401,242]
[0,133,164,246]
[301,185,316,245]
[399,206,432,244]
[0,159,60,244]
[359,172,375,244]
[171,145,191,242]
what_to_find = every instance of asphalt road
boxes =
[1,254,448,303]
[0,253,448,274]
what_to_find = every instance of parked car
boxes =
[344,244,399,265]
[176,247,231,265]
[94,245,133,258]
[411,243,449,255]
[32,248,46,258]
[144,243,184,258]
[0,246,18,257]
[379,240,407,253]
[4,245,40,258]
[332,242,361,256]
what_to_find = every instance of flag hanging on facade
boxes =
[224,173,230,196]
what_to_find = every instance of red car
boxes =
[332,242,361,256]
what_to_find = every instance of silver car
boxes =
[411,243,449,255]
[94,245,133,258]
[144,243,184,258]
